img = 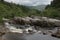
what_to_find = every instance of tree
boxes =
[51,0,60,8]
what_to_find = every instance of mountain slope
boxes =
[0,1,41,23]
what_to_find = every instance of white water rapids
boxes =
[4,22,38,33]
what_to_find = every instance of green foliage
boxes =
[42,0,60,19]
[42,8,60,19]
[51,0,60,8]
[0,1,41,23]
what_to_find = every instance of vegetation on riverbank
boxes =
[0,0,60,23]
[0,1,41,23]
[42,0,60,19]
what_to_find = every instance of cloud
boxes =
[4,0,52,6]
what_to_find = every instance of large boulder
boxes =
[11,17,25,25]
[4,16,60,27]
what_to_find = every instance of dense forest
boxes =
[51,0,60,8]
[42,0,60,19]
[0,0,40,23]
[0,0,60,23]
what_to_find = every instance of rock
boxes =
[0,32,5,36]
[51,27,60,38]
[12,17,25,25]
[3,16,60,27]
[51,33,60,38]
[2,18,10,22]
[42,31,47,35]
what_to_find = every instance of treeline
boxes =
[0,0,60,23]
[0,1,41,23]
[41,0,60,19]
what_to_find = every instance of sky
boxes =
[4,0,53,6]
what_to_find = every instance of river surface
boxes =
[3,22,60,40]
[25,33,60,40]
[2,32,60,40]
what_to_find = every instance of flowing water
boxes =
[3,22,60,40]
[2,32,60,40]
[25,33,60,40]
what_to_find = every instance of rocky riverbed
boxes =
[0,24,60,40]
[0,16,60,40]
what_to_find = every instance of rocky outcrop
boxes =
[51,33,60,38]
[3,16,60,27]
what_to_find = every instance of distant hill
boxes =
[28,5,46,11]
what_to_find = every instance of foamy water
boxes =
[4,22,37,33]
[4,22,23,33]
[3,22,60,40]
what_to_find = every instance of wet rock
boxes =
[0,32,5,36]
[28,30,33,34]
[51,33,60,38]
[0,25,9,36]
[42,32,47,35]
[12,17,25,25]
[3,16,60,27]
[51,27,60,38]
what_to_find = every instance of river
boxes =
[2,22,60,40]
[25,33,60,40]
[2,32,60,40]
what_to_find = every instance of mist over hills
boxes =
[27,5,46,11]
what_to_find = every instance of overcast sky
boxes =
[4,0,53,6]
